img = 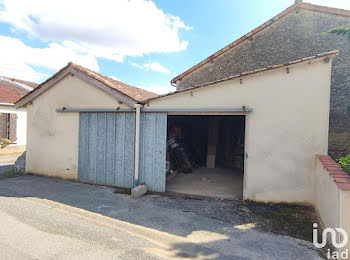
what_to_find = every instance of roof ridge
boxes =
[151,50,338,102]
[0,77,31,104]
[171,2,350,84]
[68,62,157,98]
[300,2,350,16]
[0,76,35,91]
[15,62,158,107]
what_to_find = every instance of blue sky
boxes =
[0,0,349,94]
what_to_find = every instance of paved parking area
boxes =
[0,175,322,259]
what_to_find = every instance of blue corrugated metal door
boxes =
[139,113,167,192]
[78,112,135,188]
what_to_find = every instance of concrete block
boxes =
[131,184,147,199]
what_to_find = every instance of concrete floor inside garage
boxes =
[166,115,245,200]
[166,167,243,200]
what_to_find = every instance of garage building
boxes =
[16,50,337,204]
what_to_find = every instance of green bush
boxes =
[338,155,350,174]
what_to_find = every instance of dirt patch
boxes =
[142,194,318,242]
[113,187,131,195]
[243,201,317,242]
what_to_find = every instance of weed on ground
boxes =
[0,168,23,180]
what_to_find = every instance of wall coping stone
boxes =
[316,154,350,190]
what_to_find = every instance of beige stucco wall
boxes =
[314,157,340,229]
[340,190,350,253]
[314,157,350,253]
[26,74,129,179]
[148,58,333,203]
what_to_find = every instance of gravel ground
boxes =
[140,194,318,242]
[0,175,323,259]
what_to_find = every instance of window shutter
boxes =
[0,113,7,139]
[9,113,17,142]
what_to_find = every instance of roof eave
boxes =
[0,102,15,106]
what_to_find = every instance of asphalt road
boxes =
[0,175,322,259]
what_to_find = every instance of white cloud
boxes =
[130,62,144,70]
[0,35,98,81]
[0,59,47,82]
[0,0,192,62]
[138,83,175,94]
[144,62,170,74]
[305,0,350,9]
[132,61,171,74]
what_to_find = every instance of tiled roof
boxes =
[69,63,158,102]
[0,77,37,104]
[171,2,350,84]
[8,78,39,89]
[147,50,338,102]
[16,63,158,106]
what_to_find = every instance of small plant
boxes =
[330,26,350,40]
[338,155,350,174]
[0,138,13,149]
[0,168,22,180]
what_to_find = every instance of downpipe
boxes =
[134,104,143,187]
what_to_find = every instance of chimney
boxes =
[295,0,302,4]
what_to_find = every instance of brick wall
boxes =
[176,9,350,158]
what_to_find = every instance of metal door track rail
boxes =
[57,108,253,113]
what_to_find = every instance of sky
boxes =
[0,0,349,94]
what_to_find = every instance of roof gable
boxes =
[171,2,350,84]
[15,63,158,108]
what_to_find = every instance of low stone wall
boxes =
[315,155,350,254]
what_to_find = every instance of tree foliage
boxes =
[330,26,350,40]
[338,154,350,174]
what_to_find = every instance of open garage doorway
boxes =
[166,115,245,200]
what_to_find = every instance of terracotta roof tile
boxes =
[16,63,158,106]
[0,77,37,104]
[171,2,350,84]
[69,63,158,103]
[3,77,39,89]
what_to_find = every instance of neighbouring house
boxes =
[0,76,37,149]
[171,1,350,159]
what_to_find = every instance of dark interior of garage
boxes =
[166,115,245,199]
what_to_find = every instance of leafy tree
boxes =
[330,26,350,40]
